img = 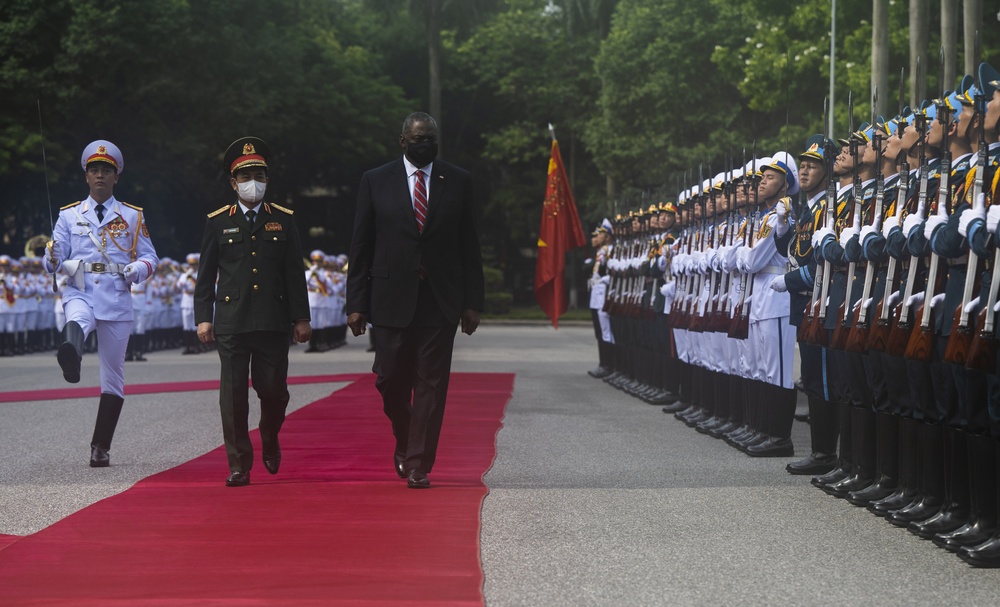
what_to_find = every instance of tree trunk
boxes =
[941,0,958,92]
[871,0,889,118]
[910,0,929,106]
[963,0,982,77]
[427,0,443,156]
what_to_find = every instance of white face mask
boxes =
[237,179,267,205]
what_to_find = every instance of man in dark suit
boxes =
[347,112,485,489]
[194,137,312,487]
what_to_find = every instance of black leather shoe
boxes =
[934,522,997,552]
[58,343,82,384]
[394,455,407,479]
[89,445,110,467]
[407,469,430,489]
[746,437,794,458]
[262,450,281,475]
[587,366,612,378]
[226,471,250,487]
[661,400,689,414]
[958,535,1000,567]
[908,509,969,539]
[786,453,837,475]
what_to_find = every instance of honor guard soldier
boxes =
[305,249,332,352]
[194,137,312,487]
[44,140,159,467]
[179,253,200,354]
[587,218,614,378]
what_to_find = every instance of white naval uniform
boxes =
[45,195,158,396]
[589,244,614,343]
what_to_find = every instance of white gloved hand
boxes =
[661,281,675,297]
[769,276,787,293]
[47,242,61,266]
[958,208,983,238]
[123,263,141,284]
[860,225,879,244]
[812,226,835,249]
[930,293,945,310]
[583,257,593,266]
[964,296,981,315]
[994,299,1000,313]
[657,255,667,272]
[923,214,947,241]
[987,204,1000,235]
[852,298,862,312]
[599,275,610,285]
[698,253,710,274]
[882,214,899,238]
[775,201,790,237]
[886,290,901,309]
[862,297,873,312]
[906,292,925,309]
[902,214,923,238]
[839,225,860,247]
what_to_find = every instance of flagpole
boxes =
[548,123,556,142]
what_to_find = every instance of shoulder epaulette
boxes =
[207,205,231,218]
[270,203,294,215]
[120,201,143,212]
[60,201,81,210]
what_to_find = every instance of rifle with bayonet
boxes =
[830,94,863,350]
[729,152,758,340]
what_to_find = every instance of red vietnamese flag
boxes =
[534,138,586,328]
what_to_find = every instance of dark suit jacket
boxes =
[346,157,484,327]
[194,202,310,334]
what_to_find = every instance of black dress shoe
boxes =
[407,469,430,489]
[262,450,281,475]
[587,366,612,378]
[226,471,250,487]
[786,453,837,475]
[959,535,1000,567]
[89,445,110,468]
[58,343,81,384]
[661,400,689,414]
[746,437,794,458]
[394,455,407,479]
[934,521,997,552]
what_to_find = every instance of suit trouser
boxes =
[215,331,290,473]
[374,321,458,474]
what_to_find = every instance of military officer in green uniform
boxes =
[194,137,312,487]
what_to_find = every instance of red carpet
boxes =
[0,374,367,404]
[0,372,514,606]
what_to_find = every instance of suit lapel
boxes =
[423,165,447,231]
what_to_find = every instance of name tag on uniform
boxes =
[223,227,240,234]
[77,222,90,226]
[265,222,282,232]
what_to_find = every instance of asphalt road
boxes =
[1,323,998,606]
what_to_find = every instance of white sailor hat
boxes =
[186,253,200,265]
[761,151,799,197]
[310,250,326,261]
[81,140,124,174]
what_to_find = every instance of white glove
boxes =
[882,214,899,238]
[812,227,835,249]
[769,276,787,293]
[923,214,947,241]
[660,281,675,297]
[994,299,1000,313]
[736,251,750,274]
[839,224,860,247]
[599,275,610,285]
[906,292,924,309]
[698,253,710,274]
[930,293,945,310]
[988,205,1000,235]
[775,201,789,237]
[958,208,984,238]
[47,242,62,266]
[902,214,923,238]
[859,225,879,245]
[886,290,901,309]
[657,255,667,272]
[852,298,861,312]
[123,263,141,284]
[862,297,873,312]
[964,296,981,314]
[583,257,593,266]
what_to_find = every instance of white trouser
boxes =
[64,299,131,397]
[748,316,795,388]
[597,310,614,343]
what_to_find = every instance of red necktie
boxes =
[413,169,428,233]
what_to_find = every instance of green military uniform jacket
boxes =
[194,201,310,334]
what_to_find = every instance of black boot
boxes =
[58,321,85,383]
[869,415,921,517]
[747,384,795,457]
[90,393,125,467]
[909,427,970,538]
[889,422,945,527]
[813,400,854,489]
[935,435,997,552]
[787,396,838,474]
[848,411,900,506]
[958,441,1000,567]
[824,407,877,498]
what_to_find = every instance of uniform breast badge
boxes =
[107,216,130,240]
[265,222,283,232]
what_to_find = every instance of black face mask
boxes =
[406,141,438,168]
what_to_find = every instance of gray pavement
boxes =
[1,325,999,606]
